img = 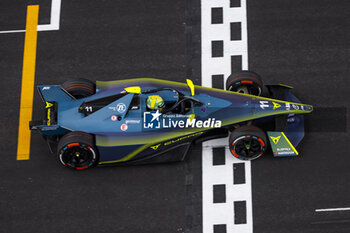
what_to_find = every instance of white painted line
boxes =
[315,207,350,212]
[0,30,26,34]
[201,0,252,232]
[0,0,61,34]
[37,0,61,31]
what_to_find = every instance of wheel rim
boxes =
[229,84,261,95]
[233,136,264,158]
[59,143,96,169]
[236,86,249,94]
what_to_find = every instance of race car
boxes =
[30,71,313,170]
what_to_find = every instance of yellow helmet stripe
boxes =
[151,98,156,108]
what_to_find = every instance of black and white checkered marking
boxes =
[202,0,252,232]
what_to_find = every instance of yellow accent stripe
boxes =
[186,79,195,96]
[281,132,299,155]
[124,86,141,94]
[279,83,294,89]
[16,5,39,160]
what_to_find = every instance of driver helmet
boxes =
[146,95,164,110]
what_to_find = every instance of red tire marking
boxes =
[231,150,239,158]
[241,80,253,84]
[67,143,80,148]
[257,138,265,147]
[76,166,89,170]
[65,83,93,88]
[65,83,94,91]
[65,85,94,92]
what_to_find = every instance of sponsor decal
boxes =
[45,102,53,108]
[292,104,299,110]
[42,86,50,90]
[285,103,291,110]
[259,101,269,109]
[108,103,127,112]
[111,115,117,121]
[41,126,59,131]
[272,102,281,110]
[163,132,203,146]
[125,120,140,124]
[287,117,295,123]
[201,107,207,112]
[117,103,127,113]
[45,102,53,125]
[150,144,161,150]
[275,147,294,155]
[287,114,295,123]
[270,136,281,144]
[143,110,221,129]
[121,124,128,131]
[143,110,161,129]
[47,108,51,125]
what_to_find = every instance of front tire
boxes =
[226,71,263,96]
[229,125,267,160]
[57,131,99,170]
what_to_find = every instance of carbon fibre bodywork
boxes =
[31,78,313,165]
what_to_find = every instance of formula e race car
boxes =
[30,71,313,170]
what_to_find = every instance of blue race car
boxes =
[30,71,313,170]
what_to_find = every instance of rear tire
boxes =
[62,79,95,99]
[229,125,267,160]
[57,131,99,170]
[226,71,263,96]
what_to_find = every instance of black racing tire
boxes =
[62,79,95,99]
[226,71,263,96]
[57,131,99,170]
[229,125,267,160]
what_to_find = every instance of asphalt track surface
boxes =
[0,0,349,233]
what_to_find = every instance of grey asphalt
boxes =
[0,0,349,233]
[248,0,350,233]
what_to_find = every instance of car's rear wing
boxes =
[30,85,72,134]
[37,85,74,103]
